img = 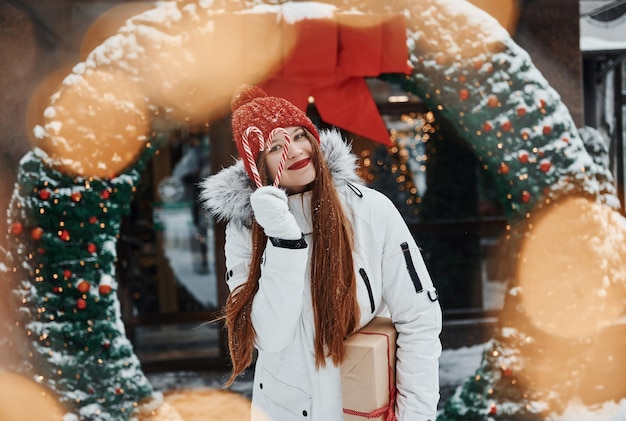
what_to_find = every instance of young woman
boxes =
[200,85,442,421]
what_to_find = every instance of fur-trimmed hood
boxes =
[199,128,362,227]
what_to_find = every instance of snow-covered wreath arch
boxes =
[3,0,625,419]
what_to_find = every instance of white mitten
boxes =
[250,186,302,240]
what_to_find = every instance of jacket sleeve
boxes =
[378,199,442,421]
[224,221,309,352]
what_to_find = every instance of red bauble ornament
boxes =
[38,247,46,255]
[502,367,513,377]
[518,150,529,163]
[71,192,82,202]
[459,89,470,101]
[99,284,113,295]
[58,230,71,242]
[487,95,498,108]
[89,216,98,224]
[101,190,110,200]
[542,125,552,135]
[473,59,483,70]
[458,74,467,84]
[31,227,44,240]
[10,222,23,235]
[539,160,552,173]
[483,122,493,132]
[516,106,527,117]
[77,281,90,294]
[38,189,51,200]
[87,387,95,394]
[52,286,62,294]
[489,405,497,415]
[115,388,124,395]
[76,299,87,310]
[501,120,512,132]
[102,341,111,350]
[498,162,510,175]
[63,269,72,279]
[87,243,97,253]
[539,98,546,109]
[521,191,531,203]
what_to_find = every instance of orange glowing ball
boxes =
[516,197,626,338]
[136,12,288,125]
[36,69,150,179]
[0,372,65,421]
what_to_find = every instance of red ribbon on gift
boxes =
[260,13,411,146]
[342,330,398,421]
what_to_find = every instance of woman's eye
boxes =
[269,144,282,153]
[294,132,306,141]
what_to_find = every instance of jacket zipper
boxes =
[358,268,375,314]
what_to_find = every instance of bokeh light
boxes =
[0,372,64,421]
[517,196,626,338]
[36,68,149,179]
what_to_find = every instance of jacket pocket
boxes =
[258,367,312,419]
[358,268,375,314]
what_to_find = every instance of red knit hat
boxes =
[231,85,320,182]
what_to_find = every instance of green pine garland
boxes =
[4,134,167,420]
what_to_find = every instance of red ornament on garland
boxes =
[52,286,62,294]
[76,298,87,310]
[518,150,529,164]
[102,341,111,350]
[483,122,493,133]
[10,221,23,235]
[31,227,44,240]
[99,284,113,295]
[58,230,71,242]
[89,216,98,224]
[87,243,97,253]
[459,89,470,101]
[489,404,497,415]
[542,125,552,135]
[63,269,72,279]
[538,98,546,109]
[498,162,510,175]
[516,106,526,117]
[487,95,498,108]
[77,281,90,294]
[521,191,531,203]
[501,120,512,132]
[38,189,51,200]
[502,367,513,377]
[71,192,82,202]
[539,160,552,173]
[101,190,111,200]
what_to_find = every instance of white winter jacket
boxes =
[201,129,442,421]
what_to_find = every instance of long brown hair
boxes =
[224,130,360,386]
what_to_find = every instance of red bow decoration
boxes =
[259,13,412,146]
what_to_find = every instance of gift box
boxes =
[341,317,397,421]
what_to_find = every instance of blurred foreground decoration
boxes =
[2,0,625,419]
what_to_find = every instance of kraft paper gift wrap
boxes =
[341,317,397,421]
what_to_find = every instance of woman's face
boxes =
[265,126,316,194]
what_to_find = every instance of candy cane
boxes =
[268,127,292,187]
[242,126,265,188]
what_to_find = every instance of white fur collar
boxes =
[199,128,362,227]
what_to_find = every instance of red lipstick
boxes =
[288,158,311,170]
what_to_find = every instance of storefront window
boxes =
[118,129,223,368]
